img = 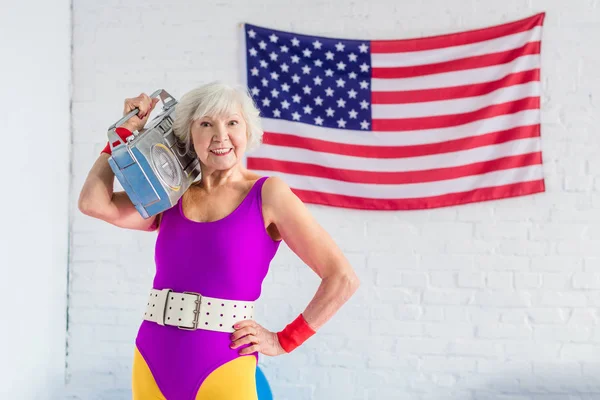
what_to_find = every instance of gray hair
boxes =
[172,81,263,154]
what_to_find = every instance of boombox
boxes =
[107,89,201,219]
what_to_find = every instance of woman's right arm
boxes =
[78,152,161,231]
[78,93,161,232]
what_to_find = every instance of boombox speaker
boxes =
[107,89,201,219]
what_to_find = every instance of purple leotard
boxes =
[135,176,280,399]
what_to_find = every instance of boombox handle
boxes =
[107,89,177,153]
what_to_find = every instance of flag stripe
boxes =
[251,137,541,172]
[372,54,539,91]
[373,97,539,131]
[371,13,545,53]
[290,180,545,210]
[372,41,540,79]
[372,26,542,68]
[372,81,539,119]
[372,69,540,104]
[250,165,544,199]
[260,124,540,158]
[248,151,542,185]
[260,110,540,146]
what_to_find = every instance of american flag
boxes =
[242,13,546,210]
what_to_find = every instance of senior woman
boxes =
[78,81,360,400]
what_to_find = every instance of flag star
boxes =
[281,100,290,109]
[359,80,369,89]
[271,88,280,98]
[291,55,300,63]
[349,72,358,80]
[302,65,312,75]
[270,71,279,80]
[261,78,269,87]
[291,37,300,46]
[292,94,302,103]
[291,74,301,83]
[358,43,369,53]
[302,48,312,58]
[281,83,291,92]
[250,87,260,96]
[337,98,346,108]
[360,100,369,109]
[249,48,258,57]
[303,105,313,114]
[269,34,279,43]
[258,41,267,50]
[360,120,370,130]
[325,51,334,60]
[314,59,323,67]
[280,45,289,53]
[314,96,324,106]
[248,29,256,39]
[292,111,301,120]
[259,60,268,68]
[336,61,346,71]
[273,109,281,118]
[337,118,347,128]
[325,87,334,97]
[324,69,334,77]
[302,85,312,95]
[314,116,324,125]
[280,63,290,73]
[312,40,322,50]
[348,109,358,119]
[348,53,358,62]
[325,107,335,117]
[360,63,370,73]
[335,42,345,52]
[269,52,278,61]
[313,76,323,85]
[250,67,259,76]
[348,89,357,99]
[336,78,346,88]
[262,98,271,107]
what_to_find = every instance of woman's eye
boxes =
[229,120,239,126]
[200,122,210,127]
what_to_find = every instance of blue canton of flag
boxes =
[244,24,372,131]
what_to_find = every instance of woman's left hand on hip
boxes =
[230,320,286,357]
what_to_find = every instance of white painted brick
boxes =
[561,344,600,361]
[429,271,456,287]
[474,291,532,307]
[401,272,428,288]
[534,325,592,342]
[422,290,473,305]
[486,271,513,290]
[475,222,529,240]
[543,272,574,289]
[423,323,475,339]
[534,291,588,307]
[572,272,600,289]
[530,256,583,271]
[457,272,485,288]
[477,323,532,339]
[515,273,542,289]
[504,342,562,361]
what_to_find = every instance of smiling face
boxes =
[190,108,248,172]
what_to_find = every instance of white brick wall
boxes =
[68,1,600,399]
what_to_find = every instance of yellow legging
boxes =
[132,346,258,399]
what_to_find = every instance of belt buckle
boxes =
[178,291,201,331]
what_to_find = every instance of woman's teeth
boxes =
[210,148,232,156]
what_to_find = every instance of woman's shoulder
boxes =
[259,175,294,206]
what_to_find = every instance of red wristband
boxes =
[276,314,316,353]
[101,127,132,155]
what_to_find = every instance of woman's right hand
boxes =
[120,93,160,132]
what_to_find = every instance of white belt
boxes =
[143,288,255,333]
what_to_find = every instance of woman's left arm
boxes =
[262,176,361,330]
[231,176,360,356]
